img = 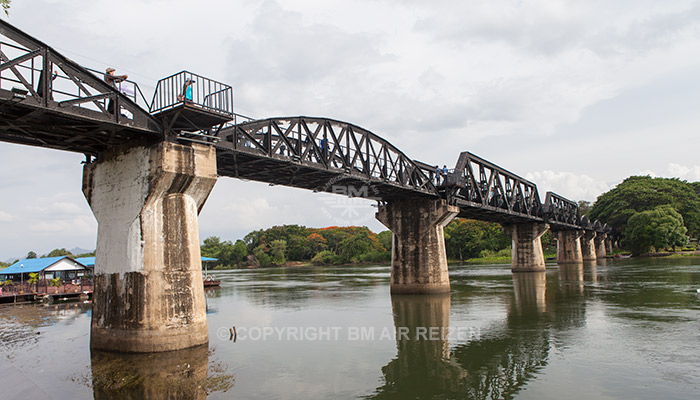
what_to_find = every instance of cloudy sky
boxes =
[1,0,699,259]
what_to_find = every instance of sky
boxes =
[1,0,699,259]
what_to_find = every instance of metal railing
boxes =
[150,70,233,117]
[0,34,158,129]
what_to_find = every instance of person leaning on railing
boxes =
[104,67,128,113]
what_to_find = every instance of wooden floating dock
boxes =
[0,285,93,305]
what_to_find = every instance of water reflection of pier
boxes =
[90,345,234,399]
[91,345,209,400]
[374,294,467,398]
[371,264,595,399]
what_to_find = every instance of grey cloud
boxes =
[225,1,390,86]
[413,1,700,58]
[413,2,589,55]
[587,4,700,57]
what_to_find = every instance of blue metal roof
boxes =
[2,256,81,274]
[75,257,95,267]
[201,257,218,262]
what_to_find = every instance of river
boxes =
[1,257,699,399]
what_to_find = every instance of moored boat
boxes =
[203,274,221,287]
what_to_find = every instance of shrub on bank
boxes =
[311,250,340,265]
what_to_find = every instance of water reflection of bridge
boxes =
[370,264,592,399]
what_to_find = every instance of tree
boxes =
[201,236,224,258]
[49,277,62,292]
[244,229,265,253]
[377,231,392,252]
[269,240,287,265]
[231,240,248,266]
[337,233,372,263]
[589,176,700,237]
[578,200,592,216]
[47,248,74,258]
[316,226,353,253]
[305,233,328,256]
[540,230,556,253]
[444,219,510,260]
[28,272,39,292]
[1,0,10,16]
[624,206,688,255]
[201,236,249,267]
[253,245,272,267]
[26,251,37,259]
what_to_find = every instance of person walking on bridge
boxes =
[104,67,128,113]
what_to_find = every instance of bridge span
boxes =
[0,20,615,352]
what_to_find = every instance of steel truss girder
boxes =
[0,20,161,155]
[543,191,581,229]
[444,151,544,223]
[214,116,438,200]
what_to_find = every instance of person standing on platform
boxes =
[104,67,128,113]
[179,79,195,103]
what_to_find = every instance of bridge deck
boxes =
[0,88,160,154]
[216,144,436,200]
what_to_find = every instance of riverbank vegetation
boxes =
[201,176,700,268]
[201,225,392,268]
[201,219,522,269]
[589,176,699,255]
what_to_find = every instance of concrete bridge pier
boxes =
[581,231,597,261]
[503,223,549,272]
[605,237,614,254]
[595,233,608,258]
[376,199,458,294]
[556,230,584,263]
[83,141,217,353]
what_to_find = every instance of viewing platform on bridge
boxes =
[150,70,233,135]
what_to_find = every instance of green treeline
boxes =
[444,219,512,261]
[201,220,516,269]
[201,225,392,268]
[589,176,699,254]
[201,176,700,267]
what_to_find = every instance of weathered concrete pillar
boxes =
[503,223,549,272]
[580,231,597,261]
[376,199,458,294]
[556,230,584,263]
[595,233,607,258]
[605,237,614,254]
[83,142,217,352]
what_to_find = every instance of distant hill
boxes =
[3,247,94,264]
[70,247,94,256]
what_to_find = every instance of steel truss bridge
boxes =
[0,20,611,235]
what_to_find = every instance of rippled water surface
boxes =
[1,257,699,399]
